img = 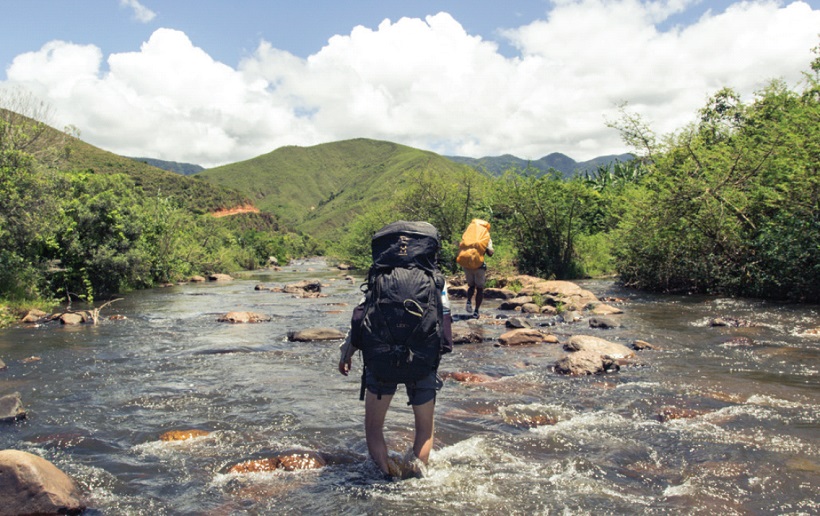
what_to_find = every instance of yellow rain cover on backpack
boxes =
[456,219,491,270]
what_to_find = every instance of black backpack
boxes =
[350,221,452,399]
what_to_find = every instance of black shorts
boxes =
[366,369,443,405]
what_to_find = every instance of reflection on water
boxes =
[1,259,818,514]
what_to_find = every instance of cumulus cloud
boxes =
[120,0,156,23]
[3,1,819,167]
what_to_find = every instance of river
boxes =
[0,258,817,515]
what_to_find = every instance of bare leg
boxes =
[466,285,475,305]
[411,399,436,464]
[364,390,393,474]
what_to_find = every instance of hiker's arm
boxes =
[338,332,355,376]
[486,238,494,257]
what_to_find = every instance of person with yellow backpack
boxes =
[455,219,494,318]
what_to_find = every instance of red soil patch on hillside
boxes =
[211,204,261,217]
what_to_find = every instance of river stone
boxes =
[189,275,206,282]
[591,304,623,315]
[589,316,622,329]
[633,339,656,350]
[565,335,635,359]
[217,311,271,323]
[0,449,85,515]
[0,358,5,370]
[505,317,532,329]
[540,305,558,315]
[21,309,47,323]
[160,429,211,441]
[447,285,468,298]
[496,328,549,346]
[228,450,326,474]
[554,350,615,375]
[208,273,234,282]
[0,393,25,422]
[452,323,483,344]
[483,287,517,300]
[498,296,533,310]
[60,313,85,325]
[284,279,322,293]
[442,371,495,383]
[519,280,600,311]
[287,328,345,341]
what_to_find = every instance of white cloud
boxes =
[120,0,156,23]
[3,1,819,167]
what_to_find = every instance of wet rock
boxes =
[21,309,47,323]
[108,314,127,320]
[208,273,234,282]
[59,313,85,325]
[447,285,468,298]
[217,311,271,323]
[442,371,496,383]
[565,335,635,360]
[496,328,550,346]
[159,429,211,441]
[498,296,533,310]
[554,350,616,375]
[499,405,569,429]
[505,317,532,329]
[656,406,709,422]
[805,327,820,336]
[336,263,354,270]
[540,305,558,316]
[189,275,206,282]
[0,449,85,515]
[560,311,582,323]
[254,284,272,291]
[287,328,345,342]
[589,316,622,329]
[519,280,600,311]
[709,317,755,328]
[721,336,756,347]
[228,450,326,474]
[284,279,322,294]
[483,287,517,300]
[0,393,26,422]
[452,323,483,344]
[521,303,540,314]
[22,356,41,363]
[0,358,5,370]
[633,339,656,350]
[591,304,623,315]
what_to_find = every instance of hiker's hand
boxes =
[338,357,352,376]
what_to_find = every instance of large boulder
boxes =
[21,309,47,323]
[287,328,345,342]
[217,311,271,323]
[483,287,517,300]
[497,328,557,346]
[498,296,533,310]
[565,335,635,360]
[0,393,25,422]
[208,273,234,282]
[452,323,483,344]
[519,280,599,311]
[589,316,622,329]
[554,350,616,375]
[0,449,85,515]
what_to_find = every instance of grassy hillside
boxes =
[196,138,478,239]
[57,137,250,214]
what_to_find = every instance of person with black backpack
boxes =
[338,221,453,479]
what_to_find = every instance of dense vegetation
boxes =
[334,49,819,303]
[0,102,316,310]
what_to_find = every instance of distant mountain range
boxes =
[127,157,204,175]
[446,152,635,177]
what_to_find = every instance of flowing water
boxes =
[1,258,818,515]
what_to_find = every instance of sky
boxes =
[1,1,818,168]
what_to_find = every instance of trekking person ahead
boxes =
[338,221,453,479]
[456,219,494,318]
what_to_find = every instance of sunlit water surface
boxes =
[1,259,817,515]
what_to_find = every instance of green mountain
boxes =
[196,138,477,239]
[447,152,635,177]
[127,156,204,175]
[51,130,251,214]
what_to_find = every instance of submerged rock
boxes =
[287,328,345,341]
[591,304,623,315]
[228,450,327,474]
[0,393,26,422]
[442,371,496,383]
[0,449,85,515]
[588,316,622,329]
[160,429,211,441]
[217,311,271,323]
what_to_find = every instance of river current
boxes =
[0,258,817,515]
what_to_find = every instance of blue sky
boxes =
[2,0,818,167]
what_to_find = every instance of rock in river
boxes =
[0,449,86,515]
[287,328,345,341]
